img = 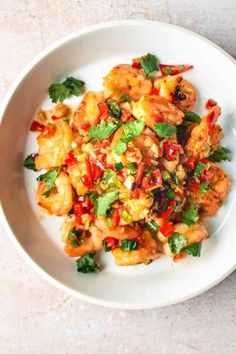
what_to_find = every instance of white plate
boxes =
[0,20,236,309]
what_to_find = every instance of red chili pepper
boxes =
[188,180,199,192]
[93,163,104,180]
[98,101,109,120]
[163,142,181,161]
[173,251,186,262]
[169,200,176,207]
[30,121,45,132]
[132,60,141,69]
[84,196,92,210]
[112,209,120,227]
[201,170,213,182]
[103,236,119,250]
[200,158,208,165]
[185,156,197,169]
[104,164,115,171]
[73,202,85,224]
[121,109,131,120]
[80,122,91,130]
[207,108,219,131]
[160,222,174,237]
[142,176,152,189]
[153,113,163,122]
[206,99,217,109]
[51,115,59,121]
[130,188,140,199]
[134,162,145,187]
[152,169,162,184]
[160,196,168,207]
[160,64,193,76]
[158,207,172,218]
[42,126,56,138]
[85,157,93,187]
[65,150,77,167]
[150,87,159,95]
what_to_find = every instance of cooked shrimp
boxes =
[185,105,221,159]
[162,222,208,257]
[90,217,141,240]
[133,128,160,159]
[154,75,196,112]
[36,171,73,216]
[35,120,73,170]
[123,191,154,222]
[210,124,223,147]
[67,153,89,196]
[209,163,231,199]
[132,95,184,129]
[73,91,104,132]
[61,217,103,257]
[112,229,159,266]
[103,64,152,101]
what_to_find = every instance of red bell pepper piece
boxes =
[185,156,197,169]
[65,150,77,167]
[112,209,120,227]
[158,207,172,218]
[150,87,159,95]
[160,64,193,76]
[132,59,141,69]
[98,101,109,120]
[103,236,119,250]
[30,121,45,132]
[206,99,217,109]
[163,142,181,161]
[160,222,174,237]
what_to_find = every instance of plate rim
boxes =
[0,19,235,309]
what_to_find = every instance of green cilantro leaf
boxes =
[114,139,127,155]
[23,154,37,171]
[104,169,121,188]
[121,239,138,251]
[114,162,123,171]
[127,163,136,175]
[183,242,202,257]
[63,77,85,96]
[121,93,131,102]
[184,111,201,124]
[199,182,209,194]
[88,120,118,139]
[114,118,145,155]
[76,253,100,273]
[48,83,71,103]
[94,191,119,216]
[68,227,83,241]
[106,100,121,118]
[36,168,59,197]
[168,233,187,254]
[140,53,159,78]
[182,203,199,227]
[154,123,177,137]
[208,147,231,162]
[89,191,98,205]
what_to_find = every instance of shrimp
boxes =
[90,217,142,240]
[133,128,160,159]
[67,153,89,196]
[185,105,221,159]
[162,222,208,257]
[190,162,231,217]
[35,120,73,170]
[61,217,103,257]
[132,95,184,130]
[154,75,197,112]
[36,171,73,216]
[73,91,104,132]
[103,64,152,101]
[123,191,153,222]
[112,229,159,266]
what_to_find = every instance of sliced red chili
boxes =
[163,142,181,161]
[84,196,92,210]
[73,202,85,224]
[130,188,140,199]
[207,108,219,131]
[153,113,163,122]
[152,169,162,184]
[85,157,93,186]
[132,60,141,69]
[30,121,45,132]
[134,161,145,187]
[142,176,152,189]
[103,236,119,250]
[80,122,91,130]
[160,64,193,76]
[65,150,77,167]
[160,222,174,237]
[158,207,172,218]
[93,163,104,180]
[206,99,217,109]
[185,156,197,169]
[150,88,159,95]
[201,170,213,182]
[112,209,120,227]
[188,180,199,192]
[97,101,109,120]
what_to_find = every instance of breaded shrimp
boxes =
[36,171,73,216]
[103,64,152,101]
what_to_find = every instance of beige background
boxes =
[0,1,236,353]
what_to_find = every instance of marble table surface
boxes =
[0,1,235,353]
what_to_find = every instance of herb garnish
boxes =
[76,253,100,273]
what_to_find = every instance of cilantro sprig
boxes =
[107,100,121,119]
[208,147,231,162]
[48,76,85,103]
[114,118,145,155]
[88,120,118,139]
[94,191,119,216]
[183,242,202,257]
[168,233,187,254]
[154,123,177,137]
[182,203,199,227]
[23,154,37,171]
[36,168,59,197]
[184,111,201,124]
[76,253,100,273]
[140,53,159,78]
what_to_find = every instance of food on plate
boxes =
[24,53,231,273]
